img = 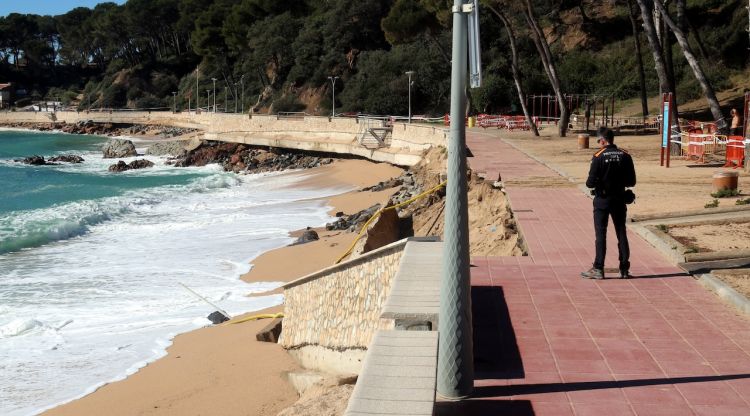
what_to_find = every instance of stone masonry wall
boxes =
[279,239,408,351]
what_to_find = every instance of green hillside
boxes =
[0,0,747,118]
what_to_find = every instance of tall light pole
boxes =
[211,78,217,113]
[206,89,210,112]
[195,68,199,113]
[438,0,474,400]
[234,83,239,113]
[405,70,415,123]
[172,91,177,113]
[327,76,339,117]
[240,75,245,114]
[225,86,228,113]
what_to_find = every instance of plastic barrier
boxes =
[725,136,747,168]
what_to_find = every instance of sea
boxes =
[0,129,348,415]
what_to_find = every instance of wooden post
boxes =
[745,142,750,173]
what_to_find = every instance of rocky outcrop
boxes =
[48,155,84,163]
[19,155,48,165]
[172,141,334,174]
[326,204,381,232]
[108,159,154,172]
[102,138,137,158]
[146,140,187,157]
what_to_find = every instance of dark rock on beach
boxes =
[326,204,381,232]
[172,140,335,174]
[102,138,137,158]
[20,155,48,165]
[293,229,320,245]
[48,155,84,163]
[108,159,154,172]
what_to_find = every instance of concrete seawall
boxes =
[0,111,447,166]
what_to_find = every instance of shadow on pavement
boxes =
[434,399,534,416]
[472,285,524,380]
[472,373,750,398]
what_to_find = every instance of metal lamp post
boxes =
[225,86,228,113]
[206,90,210,112]
[405,70,415,123]
[327,76,339,117]
[437,0,477,400]
[234,83,239,113]
[195,68,199,113]
[240,75,245,114]
[172,91,177,113]
[211,78,217,113]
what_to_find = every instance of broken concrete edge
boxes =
[697,273,750,316]
[255,318,283,343]
[678,257,750,274]
[685,249,750,263]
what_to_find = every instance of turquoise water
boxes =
[0,129,345,415]
[0,131,203,215]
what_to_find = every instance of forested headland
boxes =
[0,0,747,125]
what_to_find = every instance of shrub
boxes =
[704,199,719,208]
[711,188,740,198]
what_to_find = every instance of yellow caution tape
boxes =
[222,312,284,326]
[334,180,447,264]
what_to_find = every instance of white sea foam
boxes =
[0,167,348,416]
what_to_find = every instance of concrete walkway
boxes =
[441,131,750,415]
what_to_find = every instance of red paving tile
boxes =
[463,131,750,415]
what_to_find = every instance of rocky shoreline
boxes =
[1,120,196,138]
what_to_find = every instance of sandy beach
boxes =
[43,158,404,416]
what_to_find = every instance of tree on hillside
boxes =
[633,1,672,96]
[625,0,649,117]
[485,2,539,136]
[523,0,570,136]
[653,0,726,129]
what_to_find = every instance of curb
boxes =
[697,273,750,316]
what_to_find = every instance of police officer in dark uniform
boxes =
[581,127,636,280]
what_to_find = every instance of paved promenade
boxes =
[441,131,750,415]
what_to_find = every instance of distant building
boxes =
[0,83,12,109]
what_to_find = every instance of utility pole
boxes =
[437,0,476,400]
[206,90,210,113]
[225,86,228,113]
[172,92,177,113]
[405,70,415,123]
[195,68,199,113]
[747,0,749,50]
[327,76,339,117]
[234,83,239,113]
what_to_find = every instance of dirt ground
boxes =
[667,221,750,253]
[712,269,750,302]
[491,128,750,217]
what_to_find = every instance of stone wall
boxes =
[278,238,413,373]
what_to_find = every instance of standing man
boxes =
[581,127,636,280]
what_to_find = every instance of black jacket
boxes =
[586,144,636,201]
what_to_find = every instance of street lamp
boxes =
[234,83,239,113]
[206,89,210,112]
[211,78,217,113]
[172,91,177,113]
[405,70,415,123]
[240,75,245,114]
[195,68,199,113]
[327,76,339,117]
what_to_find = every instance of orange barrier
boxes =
[724,136,746,168]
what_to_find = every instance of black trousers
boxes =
[593,198,630,272]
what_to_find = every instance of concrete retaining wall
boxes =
[0,111,445,166]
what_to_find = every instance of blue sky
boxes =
[1,0,126,17]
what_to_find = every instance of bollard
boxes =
[577,133,589,149]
